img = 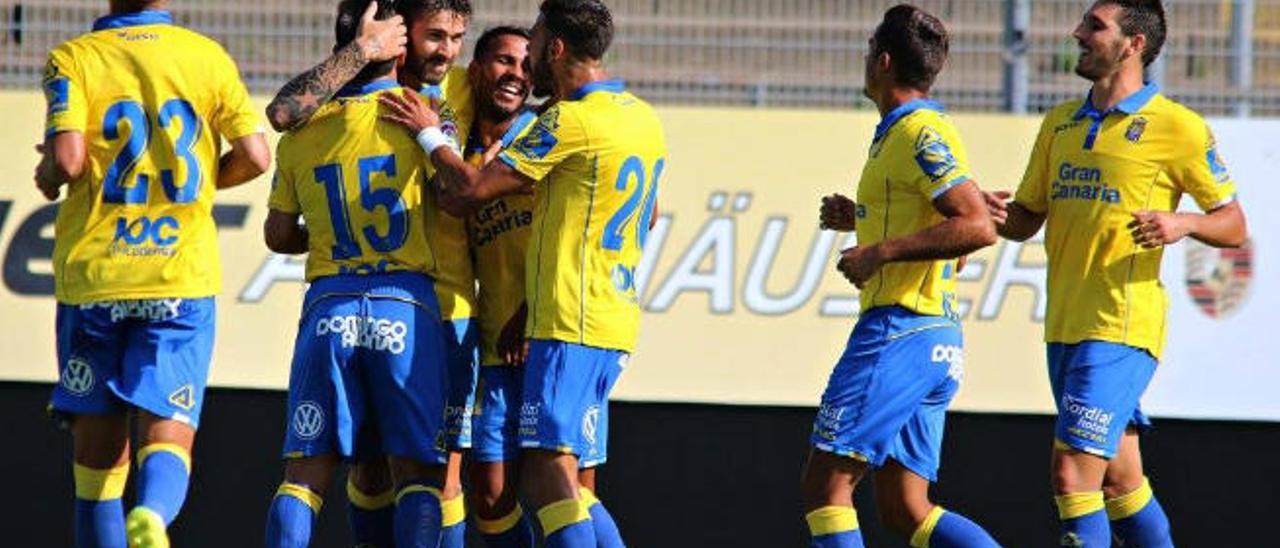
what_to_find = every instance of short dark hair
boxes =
[538,0,613,61]
[395,0,472,23]
[335,0,397,82]
[474,25,531,60]
[872,4,950,92]
[1103,0,1166,66]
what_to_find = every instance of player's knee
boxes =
[283,456,338,495]
[875,499,928,539]
[387,456,444,490]
[1101,473,1145,500]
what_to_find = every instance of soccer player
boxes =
[800,6,1001,548]
[261,2,459,546]
[380,2,663,546]
[35,0,270,546]
[457,25,542,548]
[984,1,1248,545]
[266,2,477,544]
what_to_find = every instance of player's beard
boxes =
[408,53,452,86]
[530,41,556,99]
[1074,39,1124,82]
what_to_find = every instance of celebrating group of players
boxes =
[34,0,1247,546]
[38,0,663,546]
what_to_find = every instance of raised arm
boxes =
[1130,200,1247,249]
[837,180,997,288]
[34,132,85,201]
[983,190,1046,242]
[265,1,406,132]
[217,133,272,189]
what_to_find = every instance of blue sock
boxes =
[910,507,999,547]
[439,493,466,548]
[580,488,624,548]
[135,444,191,524]
[805,506,864,548]
[537,498,595,548]
[346,479,394,547]
[75,498,127,548]
[1107,478,1172,548]
[265,482,322,548]
[393,483,445,548]
[477,505,536,548]
[73,463,129,548]
[1056,492,1110,547]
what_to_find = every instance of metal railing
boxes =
[2,0,1277,116]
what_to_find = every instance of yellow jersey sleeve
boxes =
[906,113,972,199]
[1014,106,1070,214]
[267,155,300,214]
[498,103,588,182]
[210,51,262,141]
[43,45,88,136]
[1170,117,1237,211]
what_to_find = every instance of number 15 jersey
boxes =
[269,82,437,282]
[43,11,262,304]
[499,81,667,353]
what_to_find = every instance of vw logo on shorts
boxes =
[291,401,325,440]
[581,405,601,446]
[61,357,95,396]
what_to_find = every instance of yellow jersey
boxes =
[420,67,477,321]
[42,10,262,303]
[269,80,437,281]
[1015,84,1236,359]
[855,99,971,319]
[498,81,667,352]
[470,110,538,366]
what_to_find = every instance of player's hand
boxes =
[1129,210,1190,249]
[983,190,1011,226]
[819,193,857,231]
[379,90,441,135]
[34,143,62,201]
[836,244,885,289]
[480,140,503,166]
[498,304,529,366]
[355,1,407,63]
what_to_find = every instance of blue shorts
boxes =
[811,306,963,482]
[519,340,625,467]
[441,318,479,450]
[282,272,449,465]
[51,298,216,428]
[1048,341,1156,459]
[471,365,523,463]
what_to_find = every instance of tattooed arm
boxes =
[264,1,407,132]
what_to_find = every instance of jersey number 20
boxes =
[602,155,664,252]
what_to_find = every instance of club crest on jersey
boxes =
[1206,135,1231,183]
[61,357,95,396]
[1185,238,1252,319]
[43,74,70,116]
[1124,116,1147,143]
[512,106,561,160]
[168,385,196,411]
[914,126,958,182]
[291,401,325,440]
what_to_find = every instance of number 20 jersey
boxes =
[269,82,437,282]
[498,81,667,353]
[43,11,262,304]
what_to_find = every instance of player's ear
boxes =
[549,36,567,63]
[876,51,892,77]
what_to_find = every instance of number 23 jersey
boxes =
[43,11,262,304]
